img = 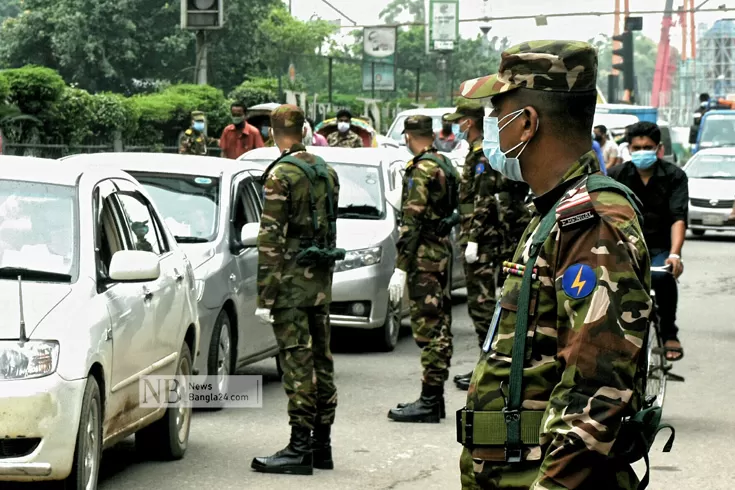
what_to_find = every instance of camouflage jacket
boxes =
[465,152,651,489]
[256,147,340,309]
[179,129,218,155]
[396,149,454,274]
[459,137,531,263]
[327,130,364,148]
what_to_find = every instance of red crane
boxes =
[652,0,675,107]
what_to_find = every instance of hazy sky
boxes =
[288,0,735,48]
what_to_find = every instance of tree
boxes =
[380,0,425,24]
[0,0,19,21]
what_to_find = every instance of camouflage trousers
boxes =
[408,270,453,386]
[459,447,640,489]
[272,305,337,430]
[464,261,499,348]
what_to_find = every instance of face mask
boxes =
[193,121,205,132]
[594,134,604,143]
[261,126,270,139]
[232,116,245,125]
[338,122,350,133]
[452,121,468,141]
[631,150,658,170]
[482,109,533,182]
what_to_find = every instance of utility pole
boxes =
[196,31,208,85]
[181,0,223,85]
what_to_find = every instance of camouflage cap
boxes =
[191,111,206,121]
[270,104,305,130]
[402,115,433,134]
[444,98,486,122]
[459,40,598,100]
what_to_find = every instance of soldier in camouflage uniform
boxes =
[178,111,218,155]
[444,99,532,391]
[387,115,459,424]
[251,104,341,476]
[327,109,364,148]
[455,41,654,489]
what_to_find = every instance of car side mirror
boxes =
[240,222,260,247]
[109,250,160,282]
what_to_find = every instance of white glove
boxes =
[388,268,407,305]
[465,242,479,264]
[255,308,274,325]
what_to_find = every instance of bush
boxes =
[229,77,279,108]
[53,87,95,144]
[0,65,65,116]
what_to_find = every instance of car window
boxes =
[117,193,166,255]
[94,183,127,279]
[387,115,443,141]
[700,115,735,147]
[685,154,735,179]
[232,177,260,234]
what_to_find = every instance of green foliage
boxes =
[0,65,65,115]
[229,78,279,107]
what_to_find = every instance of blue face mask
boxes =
[193,121,205,132]
[631,150,658,169]
[452,122,468,141]
[481,109,532,182]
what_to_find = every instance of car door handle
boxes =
[229,273,237,282]
[143,287,154,301]
[174,269,184,283]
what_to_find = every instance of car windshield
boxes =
[700,115,735,148]
[0,180,76,281]
[686,154,735,179]
[387,115,443,142]
[245,159,385,220]
[130,173,220,242]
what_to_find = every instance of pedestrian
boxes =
[219,102,265,159]
[444,98,531,391]
[308,118,328,146]
[179,111,218,155]
[617,124,633,164]
[327,109,364,148]
[608,121,688,361]
[387,115,459,423]
[591,136,607,175]
[456,40,658,489]
[250,104,343,476]
[434,114,458,152]
[594,124,619,170]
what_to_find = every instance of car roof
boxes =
[239,146,409,166]
[692,147,735,156]
[0,155,131,186]
[62,152,267,177]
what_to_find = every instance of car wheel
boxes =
[62,377,102,490]
[206,310,233,410]
[373,300,401,352]
[135,343,192,460]
[692,229,705,237]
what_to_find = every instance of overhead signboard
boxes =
[363,26,397,91]
[426,0,459,53]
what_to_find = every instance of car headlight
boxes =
[334,246,382,273]
[195,279,205,301]
[0,340,60,380]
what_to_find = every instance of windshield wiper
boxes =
[174,236,210,243]
[338,205,382,220]
[0,267,72,282]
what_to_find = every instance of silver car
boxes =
[62,153,279,396]
[683,148,735,236]
[240,147,465,351]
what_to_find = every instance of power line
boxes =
[320,0,357,26]
[335,6,735,29]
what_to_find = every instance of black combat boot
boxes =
[251,427,313,475]
[311,424,334,470]
[453,371,473,383]
[388,384,443,423]
[395,396,446,418]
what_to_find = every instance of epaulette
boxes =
[185,129,193,136]
[471,140,483,154]
[555,177,598,230]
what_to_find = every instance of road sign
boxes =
[180,0,224,30]
[362,26,397,91]
[426,0,459,53]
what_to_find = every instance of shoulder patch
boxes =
[475,163,485,175]
[561,264,597,299]
[185,129,193,135]
[556,179,599,229]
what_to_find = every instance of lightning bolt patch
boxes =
[562,264,596,299]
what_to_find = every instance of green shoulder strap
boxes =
[504,174,645,461]
[279,155,338,243]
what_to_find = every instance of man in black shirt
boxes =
[608,121,688,361]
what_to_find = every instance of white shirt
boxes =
[618,142,631,163]
[602,139,619,165]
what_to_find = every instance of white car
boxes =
[0,157,200,488]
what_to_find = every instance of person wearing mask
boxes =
[434,114,458,152]
[608,121,688,362]
[456,40,655,489]
[259,122,274,147]
[594,124,619,170]
[327,109,364,148]
[617,125,633,165]
[219,102,265,159]
[308,118,328,146]
[179,111,218,155]
[387,115,459,423]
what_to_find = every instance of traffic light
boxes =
[181,0,224,30]
[612,30,635,93]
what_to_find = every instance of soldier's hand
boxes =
[388,269,407,305]
[255,308,274,325]
[465,242,479,264]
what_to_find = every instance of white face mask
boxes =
[337,122,350,133]
[482,109,537,183]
